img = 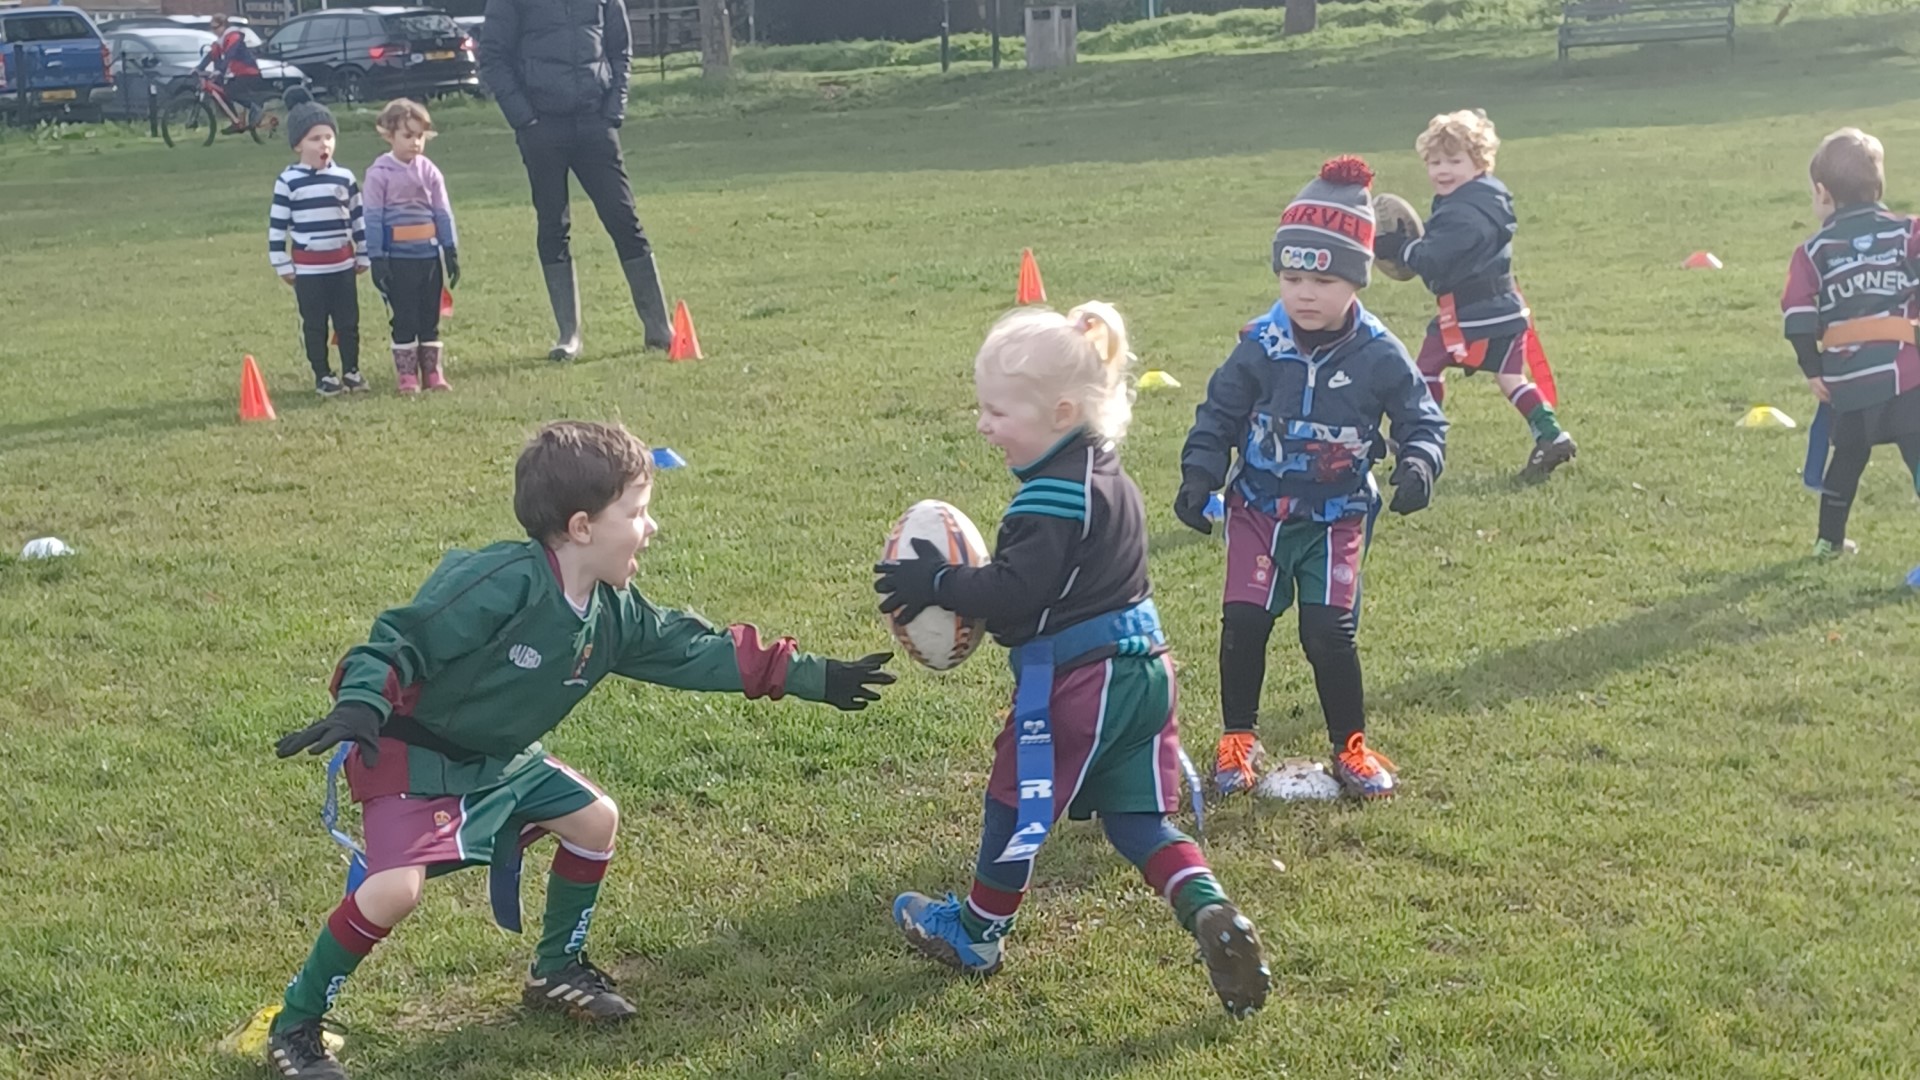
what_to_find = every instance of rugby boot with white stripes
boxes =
[892,891,1005,975]
[522,955,637,1022]
[265,1016,349,1079]
[1193,901,1272,1020]
[1519,433,1577,481]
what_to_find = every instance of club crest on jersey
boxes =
[1277,245,1333,272]
[508,644,542,670]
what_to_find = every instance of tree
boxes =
[700,0,734,78]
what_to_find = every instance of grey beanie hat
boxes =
[1271,155,1378,288]
[283,86,337,150]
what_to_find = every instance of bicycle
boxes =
[160,73,285,148]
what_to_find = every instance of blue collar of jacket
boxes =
[1432,173,1507,209]
[1246,299,1387,363]
[1011,428,1094,480]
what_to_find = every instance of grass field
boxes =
[7,8,1920,1078]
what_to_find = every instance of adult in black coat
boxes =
[479,0,671,359]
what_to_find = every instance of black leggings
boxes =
[293,270,359,378]
[1219,602,1365,747]
[385,257,443,345]
[1818,433,1920,544]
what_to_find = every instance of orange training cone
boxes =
[667,301,703,361]
[1017,248,1047,305]
[1683,251,1723,270]
[240,355,277,422]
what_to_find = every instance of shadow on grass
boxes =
[1371,559,1913,720]
[0,392,330,455]
[193,843,1241,1078]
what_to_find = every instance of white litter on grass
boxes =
[1253,759,1343,802]
[20,537,73,560]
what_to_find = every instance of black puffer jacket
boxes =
[479,0,630,130]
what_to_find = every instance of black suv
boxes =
[261,6,474,104]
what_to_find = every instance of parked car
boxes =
[95,26,306,122]
[453,14,487,96]
[0,6,112,124]
[103,14,262,43]
[260,7,475,104]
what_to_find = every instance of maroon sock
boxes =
[1507,381,1544,417]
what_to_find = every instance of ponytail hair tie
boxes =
[1070,300,1128,368]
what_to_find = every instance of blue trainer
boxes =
[892,892,1004,975]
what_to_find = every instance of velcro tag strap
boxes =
[997,641,1056,864]
[1437,293,1469,358]
[1822,316,1916,349]
[323,746,369,897]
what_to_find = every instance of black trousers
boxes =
[385,256,444,345]
[1818,432,1920,544]
[224,74,266,124]
[513,113,651,266]
[1219,602,1365,748]
[293,270,359,378]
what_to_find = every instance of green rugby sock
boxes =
[277,894,388,1029]
[1526,404,1564,442]
[534,843,612,975]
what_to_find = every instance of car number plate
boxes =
[40,89,77,102]
[426,50,454,60]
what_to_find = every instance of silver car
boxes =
[94,25,306,121]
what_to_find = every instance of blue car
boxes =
[0,6,113,124]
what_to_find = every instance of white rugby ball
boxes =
[881,499,990,671]
[20,537,73,560]
[1253,758,1344,801]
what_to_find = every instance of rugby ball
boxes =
[1372,192,1425,282]
[880,500,990,671]
[1252,758,1344,801]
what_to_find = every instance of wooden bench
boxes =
[1558,0,1735,62]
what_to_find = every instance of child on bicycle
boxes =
[195,13,264,132]
[365,98,460,394]
[270,88,369,395]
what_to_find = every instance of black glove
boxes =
[274,700,384,767]
[1173,468,1216,535]
[1387,456,1433,515]
[368,257,391,297]
[1373,227,1411,265]
[823,652,895,711]
[874,537,948,625]
[442,248,460,290]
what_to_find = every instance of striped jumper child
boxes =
[365,98,460,394]
[270,88,369,396]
